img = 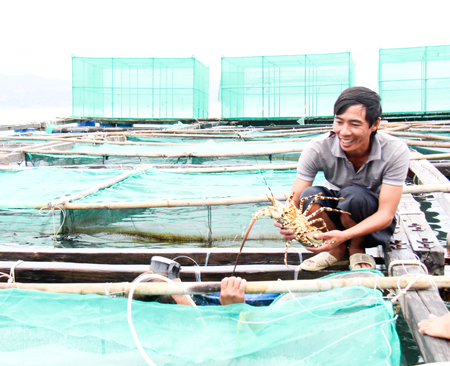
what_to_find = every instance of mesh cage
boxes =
[72,57,209,119]
[220,52,355,118]
[0,286,400,366]
[379,45,450,113]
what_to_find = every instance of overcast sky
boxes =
[1,0,449,121]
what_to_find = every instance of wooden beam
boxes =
[397,195,445,275]
[384,195,450,363]
[0,245,383,266]
[409,151,450,219]
[0,260,352,283]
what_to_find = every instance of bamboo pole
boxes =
[108,136,313,146]
[34,184,450,210]
[1,147,305,158]
[387,131,450,141]
[156,163,298,173]
[411,128,450,133]
[0,162,296,172]
[403,184,450,194]
[46,166,150,208]
[37,193,291,210]
[404,140,450,148]
[410,153,450,160]
[0,134,313,146]
[0,135,105,145]
[0,276,448,295]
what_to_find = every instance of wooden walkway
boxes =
[388,149,450,363]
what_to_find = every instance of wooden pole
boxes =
[32,184,450,210]
[0,276,448,295]
[1,147,305,158]
[37,193,291,210]
[0,162,296,172]
[404,140,450,148]
[387,131,450,141]
[46,166,150,208]
[410,153,450,160]
[402,183,450,194]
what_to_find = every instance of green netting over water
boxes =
[379,45,450,113]
[24,138,312,166]
[0,286,400,365]
[0,168,307,208]
[72,57,209,119]
[0,168,325,245]
[220,53,355,118]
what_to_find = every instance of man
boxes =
[276,86,409,271]
[418,313,450,339]
[134,270,247,305]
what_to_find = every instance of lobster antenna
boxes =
[255,167,271,191]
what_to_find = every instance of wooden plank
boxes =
[0,245,383,266]
[0,260,352,283]
[384,197,450,363]
[409,152,450,218]
[397,195,446,275]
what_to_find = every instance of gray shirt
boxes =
[296,131,410,194]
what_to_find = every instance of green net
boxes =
[0,286,400,365]
[220,53,355,118]
[379,45,450,113]
[23,138,312,166]
[0,167,325,246]
[72,57,209,119]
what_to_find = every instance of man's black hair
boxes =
[334,86,382,127]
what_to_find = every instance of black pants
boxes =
[300,185,395,248]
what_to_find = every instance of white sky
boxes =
[1,0,449,120]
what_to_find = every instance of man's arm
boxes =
[289,178,314,209]
[311,183,403,251]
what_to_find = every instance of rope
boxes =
[1,260,24,284]
[388,259,428,277]
[38,204,66,242]
[390,274,438,304]
[387,258,438,304]
[104,282,127,297]
[173,255,202,282]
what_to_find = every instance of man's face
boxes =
[333,104,380,158]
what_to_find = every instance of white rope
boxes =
[38,204,66,242]
[388,259,428,277]
[104,282,127,297]
[0,272,13,281]
[387,258,438,304]
[173,255,202,282]
[8,260,23,283]
[390,274,438,304]
[127,273,197,366]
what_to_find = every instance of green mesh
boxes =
[24,138,311,166]
[220,53,355,118]
[379,45,450,113]
[0,168,325,245]
[0,286,400,365]
[72,57,209,119]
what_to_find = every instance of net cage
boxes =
[379,45,450,113]
[72,57,209,119]
[0,167,327,248]
[220,52,355,119]
[21,137,312,167]
[0,284,400,366]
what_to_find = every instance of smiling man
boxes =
[276,86,410,271]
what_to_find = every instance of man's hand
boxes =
[220,276,247,305]
[273,221,297,240]
[307,230,350,253]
